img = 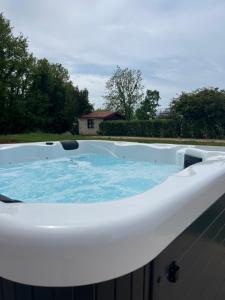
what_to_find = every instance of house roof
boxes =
[80,111,124,120]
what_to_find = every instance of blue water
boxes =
[0,153,180,203]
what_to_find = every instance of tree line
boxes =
[1,13,225,138]
[104,67,225,138]
[0,14,93,134]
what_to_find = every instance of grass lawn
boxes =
[1,132,225,147]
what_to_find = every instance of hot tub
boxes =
[0,140,225,300]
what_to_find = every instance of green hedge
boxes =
[99,119,225,138]
[181,121,225,138]
[99,119,179,137]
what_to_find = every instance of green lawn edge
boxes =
[1,132,225,147]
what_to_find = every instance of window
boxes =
[87,119,95,129]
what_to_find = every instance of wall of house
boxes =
[78,118,103,135]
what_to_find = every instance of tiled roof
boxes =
[80,111,122,119]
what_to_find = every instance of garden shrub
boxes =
[99,119,179,137]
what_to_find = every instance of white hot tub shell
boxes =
[0,140,225,293]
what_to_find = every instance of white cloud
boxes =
[1,0,225,108]
[72,74,108,108]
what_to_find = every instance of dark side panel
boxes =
[0,264,152,300]
[152,193,225,300]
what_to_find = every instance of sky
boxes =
[1,0,225,109]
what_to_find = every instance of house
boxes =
[78,111,124,135]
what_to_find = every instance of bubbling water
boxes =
[0,153,180,203]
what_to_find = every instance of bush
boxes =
[180,120,225,139]
[99,118,225,139]
[99,119,179,137]
[170,88,225,139]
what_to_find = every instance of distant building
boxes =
[78,111,124,135]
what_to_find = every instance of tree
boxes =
[0,13,34,133]
[73,88,93,117]
[26,59,93,133]
[136,89,160,120]
[25,58,70,132]
[170,88,225,138]
[104,66,144,120]
[0,14,93,134]
[70,87,94,134]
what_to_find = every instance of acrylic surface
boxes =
[0,153,180,203]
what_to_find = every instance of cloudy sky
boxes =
[1,0,225,109]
